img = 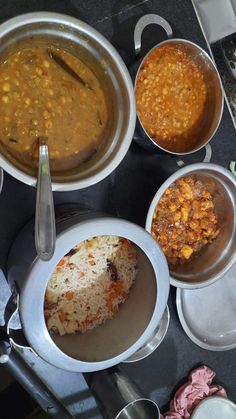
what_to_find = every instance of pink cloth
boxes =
[160,365,227,419]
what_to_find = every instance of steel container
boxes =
[146,163,236,289]
[86,367,160,419]
[0,12,136,191]
[7,206,169,372]
[133,14,224,156]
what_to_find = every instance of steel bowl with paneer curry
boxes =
[151,176,220,266]
[146,164,236,289]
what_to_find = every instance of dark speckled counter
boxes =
[1,1,236,418]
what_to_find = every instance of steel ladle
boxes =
[35,139,56,261]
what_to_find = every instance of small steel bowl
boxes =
[146,163,236,289]
[134,15,224,155]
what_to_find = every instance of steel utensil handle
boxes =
[175,144,213,167]
[134,14,173,56]
[35,144,56,261]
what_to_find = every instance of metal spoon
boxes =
[35,138,56,261]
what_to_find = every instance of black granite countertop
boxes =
[1,1,236,417]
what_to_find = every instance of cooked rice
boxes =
[44,235,138,336]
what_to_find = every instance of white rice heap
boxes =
[44,235,138,336]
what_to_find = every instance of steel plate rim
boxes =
[176,288,236,351]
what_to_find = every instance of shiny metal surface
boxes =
[191,396,236,419]
[87,368,160,419]
[134,14,172,55]
[146,163,236,289]
[116,399,160,419]
[192,0,236,44]
[35,142,56,261]
[134,14,224,155]
[176,260,236,350]
[124,305,169,363]
[0,12,136,191]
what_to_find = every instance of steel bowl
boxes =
[146,163,236,289]
[134,14,224,155]
[0,12,136,191]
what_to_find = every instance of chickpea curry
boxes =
[0,46,108,173]
[136,44,207,153]
[151,176,220,265]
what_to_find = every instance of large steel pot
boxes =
[0,12,136,191]
[7,206,169,372]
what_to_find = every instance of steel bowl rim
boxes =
[0,12,136,191]
[145,162,236,289]
[134,38,224,156]
[116,398,160,419]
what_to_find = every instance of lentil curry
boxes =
[151,176,220,265]
[0,46,108,174]
[136,44,207,153]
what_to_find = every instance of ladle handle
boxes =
[35,144,56,261]
[134,14,173,56]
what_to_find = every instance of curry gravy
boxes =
[0,46,108,174]
[136,44,207,153]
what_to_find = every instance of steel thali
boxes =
[176,260,236,351]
